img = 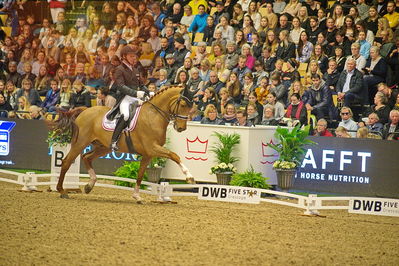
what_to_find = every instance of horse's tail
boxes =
[47,107,88,144]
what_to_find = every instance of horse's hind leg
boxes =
[151,146,195,184]
[133,155,151,203]
[57,143,88,198]
[82,142,111,194]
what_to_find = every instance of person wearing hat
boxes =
[173,33,191,68]
[108,45,145,151]
[213,1,230,25]
[165,53,178,82]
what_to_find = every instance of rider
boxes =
[110,45,146,151]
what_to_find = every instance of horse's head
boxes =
[172,87,195,132]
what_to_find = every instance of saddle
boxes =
[106,101,139,125]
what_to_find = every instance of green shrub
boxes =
[114,160,147,187]
[230,166,271,189]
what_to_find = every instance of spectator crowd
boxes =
[0,0,398,140]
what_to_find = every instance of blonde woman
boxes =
[208,43,225,67]
[331,4,345,29]
[58,78,72,110]
[17,48,33,75]
[287,80,306,104]
[297,6,309,28]
[376,17,394,43]
[247,1,261,30]
[264,30,278,56]
[305,60,323,86]
[16,96,31,119]
[258,16,269,42]
[282,0,302,18]
[212,58,230,83]
[113,12,127,33]
[82,29,97,54]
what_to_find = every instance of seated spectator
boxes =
[281,58,300,91]
[28,105,44,120]
[16,79,42,106]
[336,58,365,107]
[313,118,333,136]
[255,76,269,105]
[3,81,18,110]
[304,73,332,119]
[365,92,391,124]
[246,102,261,125]
[264,92,285,121]
[356,127,369,138]
[364,46,388,104]
[0,93,12,117]
[304,59,323,86]
[252,61,267,86]
[196,87,218,115]
[310,43,329,73]
[268,73,286,104]
[382,109,399,140]
[276,30,296,61]
[202,71,225,95]
[323,59,340,91]
[199,59,211,83]
[59,79,72,111]
[338,107,358,137]
[285,93,307,126]
[222,103,237,124]
[215,15,235,43]
[70,80,91,109]
[155,69,171,90]
[187,68,204,93]
[232,55,252,86]
[331,45,347,73]
[386,37,399,87]
[287,80,306,106]
[41,79,60,112]
[248,91,264,119]
[192,42,209,67]
[234,110,253,126]
[15,96,31,119]
[188,4,208,33]
[241,73,256,105]
[346,42,366,73]
[261,105,279,126]
[216,87,234,114]
[200,104,225,125]
[358,112,384,136]
[383,1,399,30]
[357,31,371,60]
[335,126,352,138]
[96,87,116,108]
[296,31,313,63]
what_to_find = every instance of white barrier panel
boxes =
[50,144,80,190]
[349,198,399,217]
[198,185,261,204]
[164,123,279,184]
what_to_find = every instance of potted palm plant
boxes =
[268,125,316,191]
[210,131,240,185]
[230,166,271,189]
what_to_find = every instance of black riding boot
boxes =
[110,116,127,151]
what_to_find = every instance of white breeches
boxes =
[120,95,138,121]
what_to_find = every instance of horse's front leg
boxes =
[151,146,195,184]
[133,156,151,203]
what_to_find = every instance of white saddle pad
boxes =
[102,106,142,132]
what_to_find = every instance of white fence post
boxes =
[157,182,173,202]
[19,172,38,192]
[304,194,320,216]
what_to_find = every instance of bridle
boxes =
[146,92,193,124]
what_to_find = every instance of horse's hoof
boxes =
[136,200,144,204]
[60,193,69,199]
[84,184,93,194]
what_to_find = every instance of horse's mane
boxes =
[147,85,184,101]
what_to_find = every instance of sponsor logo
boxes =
[185,136,208,161]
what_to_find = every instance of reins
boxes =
[145,93,191,124]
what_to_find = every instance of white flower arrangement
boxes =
[210,163,237,174]
[273,160,297,170]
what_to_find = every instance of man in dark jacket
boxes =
[173,34,191,68]
[304,73,333,119]
[336,58,365,107]
[109,45,144,151]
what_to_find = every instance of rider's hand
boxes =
[137,91,145,99]
[137,99,144,105]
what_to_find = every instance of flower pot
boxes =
[216,172,233,185]
[275,169,297,190]
[146,167,163,183]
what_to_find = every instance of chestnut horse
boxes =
[50,86,195,202]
